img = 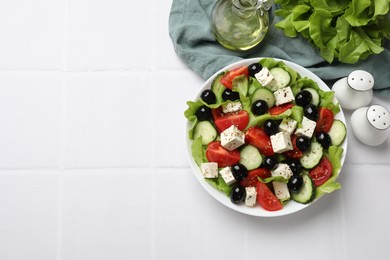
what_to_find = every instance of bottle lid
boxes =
[347,70,374,92]
[366,105,390,130]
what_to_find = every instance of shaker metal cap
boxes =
[347,70,374,91]
[366,105,390,130]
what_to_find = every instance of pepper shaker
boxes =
[350,105,390,146]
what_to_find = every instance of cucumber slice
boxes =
[300,142,323,169]
[239,145,262,170]
[211,72,226,104]
[251,87,276,108]
[291,174,316,204]
[328,120,347,146]
[303,87,320,106]
[269,67,291,91]
[194,121,217,145]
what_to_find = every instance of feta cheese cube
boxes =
[245,187,257,207]
[271,163,293,179]
[279,118,298,135]
[222,101,242,114]
[255,67,276,87]
[270,131,293,153]
[220,125,245,151]
[295,116,317,138]
[200,162,218,178]
[219,166,236,186]
[272,181,290,201]
[274,87,295,106]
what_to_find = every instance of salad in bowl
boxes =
[184,58,347,217]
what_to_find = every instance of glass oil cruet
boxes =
[211,0,274,51]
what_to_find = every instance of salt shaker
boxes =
[332,70,374,110]
[350,105,390,146]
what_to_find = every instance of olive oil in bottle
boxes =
[211,0,273,51]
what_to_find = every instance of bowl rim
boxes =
[185,57,348,217]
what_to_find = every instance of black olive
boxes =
[316,131,332,149]
[222,88,240,101]
[295,90,312,107]
[304,104,319,121]
[285,158,302,175]
[264,120,279,136]
[195,105,212,121]
[251,99,268,116]
[231,163,248,181]
[296,135,311,152]
[230,184,246,204]
[263,156,278,171]
[200,89,216,105]
[288,175,304,193]
[248,62,263,77]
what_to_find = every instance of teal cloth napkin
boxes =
[169,0,390,96]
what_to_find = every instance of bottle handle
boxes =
[234,0,274,11]
[257,0,274,11]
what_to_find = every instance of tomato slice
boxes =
[240,168,271,187]
[256,181,283,211]
[206,141,240,167]
[269,103,294,116]
[245,127,274,156]
[284,135,303,159]
[309,157,333,186]
[212,108,249,133]
[211,107,224,121]
[220,66,249,89]
[315,107,334,133]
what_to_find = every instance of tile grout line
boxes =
[0,68,153,74]
[56,0,69,259]
[244,216,249,260]
[339,189,349,260]
[150,0,157,258]
[0,165,191,172]
[148,67,157,260]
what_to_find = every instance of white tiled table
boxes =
[0,1,389,260]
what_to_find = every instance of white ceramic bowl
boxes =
[185,58,348,217]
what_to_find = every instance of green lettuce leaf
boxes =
[309,9,338,62]
[275,0,390,63]
[344,0,389,27]
[335,15,351,47]
[315,146,344,198]
[319,91,341,114]
[205,175,232,196]
[338,27,384,63]
[246,109,292,129]
[316,180,341,197]
[291,77,341,114]
[310,0,350,15]
[258,176,289,183]
[276,0,310,10]
[291,77,320,95]
[290,105,304,124]
[184,100,203,140]
[232,74,248,97]
[232,75,251,111]
[259,58,300,84]
[248,76,262,96]
[191,136,206,166]
[328,146,344,177]
[275,4,312,37]
[292,20,310,33]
